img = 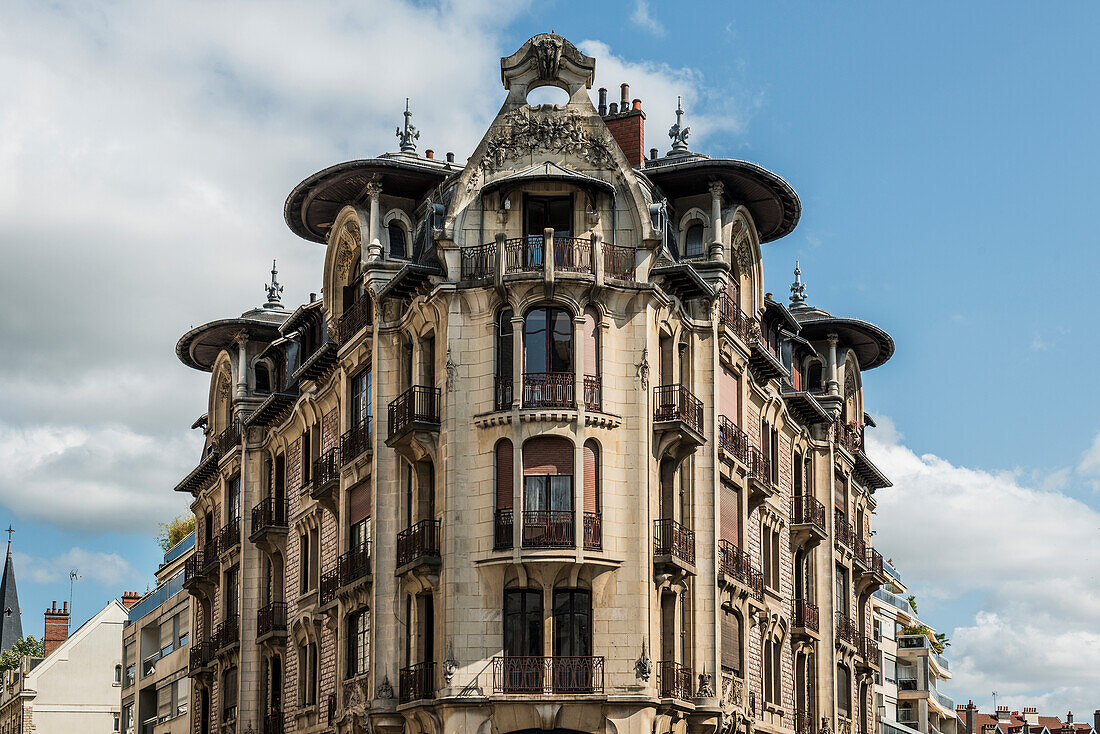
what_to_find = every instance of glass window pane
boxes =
[550,309,573,373]
[524,477,547,511]
[549,476,573,511]
[524,309,548,373]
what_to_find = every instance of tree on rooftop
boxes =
[0,635,45,671]
[156,515,195,553]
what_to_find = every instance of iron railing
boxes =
[399,662,435,702]
[522,510,574,548]
[866,547,885,576]
[340,543,372,587]
[218,519,241,554]
[654,519,695,565]
[834,419,864,454]
[583,512,602,550]
[522,372,575,408]
[583,374,601,411]
[834,511,854,550]
[460,242,496,280]
[658,661,693,700]
[835,613,859,647]
[263,711,283,734]
[792,495,827,536]
[341,420,371,464]
[310,447,341,494]
[861,635,880,665]
[718,294,754,344]
[184,552,203,585]
[188,640,214,674]
[214,615,239,650]
[494,509,513,550]
[492,656,604,694]
[553,236,593,273]
[792,598,820,632]
[603,244,636,281]
[396,519,441,567]
[202,538,219,570]
[747,445,771,485]
[504,236,541,273]
[388,385,441,438]
[653,384,704,433]
[257,602,287,637]
[718,540,764,600]
[319,564,340,606]
[495,375,514,411]
[209,419,241,460]
[718,415,750,462]
[337,296,372,345]
[251,498,287,535]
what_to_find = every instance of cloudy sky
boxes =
[1,0,1097,715]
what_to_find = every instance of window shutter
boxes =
[522,437,573,476]
[583,441,599,513]
[720,366,738,420]
[721,610,741,672]
[496,440,513,510]
[834,475,847,513]
[720,482,740,544]
[349,481,372,524]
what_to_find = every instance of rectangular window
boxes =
[835,564,849,617]
[504,589,543,657]
[523,475,573,512]
[524,195,572,238]
[552,588,591,657]
[227,476,241,524]
[224,566,239,620]
[347,609,370,678]
[299,532,310,595]
[720,610,741,673]
[351,368,372,427]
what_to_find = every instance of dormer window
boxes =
[684,223,705,259]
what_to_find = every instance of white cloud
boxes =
[630,0,666,36]
[14,547,136,587]
[867,417,1100,715]
[1075,431,1100,478]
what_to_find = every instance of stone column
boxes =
[573,314,586,559]
[708,181,725,262]
[592,232,604,287]
[366,180,383,262]
[234,332,249,400]
[543,227,555,285]
[826,333,840,397]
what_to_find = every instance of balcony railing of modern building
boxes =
[874,588,912,614]
[388,385,441,440]
[340,420,372,465]
[654,518,696,567]
[653,384,704,435]
[250,498,288,539]
[657,660,693,700]
[256,601,287,639]
[460,235,637,283]
[320,543,372,605]
[897,634,950,672]
[491,656,605,695]
[396,519,440,569]
[494,509,602,551]
[336,296,372,346]
[792,598,820,633]
[717,539,764,600]
[399,661,436,703]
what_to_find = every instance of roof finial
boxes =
[668,95,690,155]
[790,260,807,306]
[264,259,284,309]
[396,98,420,154]
[3,526,11,550]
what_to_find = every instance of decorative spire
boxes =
[396,98,420,154]
[668,96,690,154]
[790,260,807,306]
[263,259,284,309]
[0,529,22,654]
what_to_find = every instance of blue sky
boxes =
[0,0,1096,714]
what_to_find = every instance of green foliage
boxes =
[906,594,919,615]
[0,636,45,671]
[934,632,952,651]
[156,515,195,552]
[900,623,950,655]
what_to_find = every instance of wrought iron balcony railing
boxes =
[522,372,574,408]
[603,244,636,281]
[336,296,372,345]
[492,656,604,694]
[388,385,441,438]
[654,519,695,565]
[251,498,288,535]
[396,519,441,568]
[460,242,495,280]
[188,640,214,674]
[399,661,435,703]
[792,598,820,632]
[218,518,241,554]
[310,447,340,495]
[653,384,704,433]
[718,415,750,462]
[834,511,854,550]
[717,540,764,600]
[792,495,827,536]
[257,602,287,638]
[494,508,513,550]
[658,660,693,700]
[504,236,541,273]
[835,613,859,647]
[494,375,514,411]
[583,374,601,411]
[214,615,239,650]
[521,510,574,548]
[583,512,602,551]
[717,293,754,344]
[747,445,771,484]
[340,420,372,464]
[553,236,593,273]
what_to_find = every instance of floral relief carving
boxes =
[335,222,360,278]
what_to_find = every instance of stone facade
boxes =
[173,33,896,734]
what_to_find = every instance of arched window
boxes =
[389,222,408,260]
[684,223,705,259]
[496,309,513,410]
[494,439,514,549]
[807,362,823,392]
[582,440,600,550]
[254,363,271,394]
[583,307,600,410]
[523,306,574,408]
[522,437,574,547]
[763,638,782,704]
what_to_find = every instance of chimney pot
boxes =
[650,148,658,160]
[632,98,642,111]
[766,292,773,299]
[425,149,434,159]
[620,83,629,109]
[309,292,317,302]
[609,103,618,115]
[446,152,454,163]
[598,87,608,116]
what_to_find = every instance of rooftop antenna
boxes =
[790,260,807,305]
[396,98,420,154]
[668,96,690,155]
[263,259,284,309]
[992,691,998,710]
[69,570,80,627]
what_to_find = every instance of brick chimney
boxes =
[964,701,978,734]
[996,707,1012,723]
[121,591,141,609]
[1091,710,1099,733]
[43,602,69,656]
[601,82,646,167]
[1023,709,1039,726]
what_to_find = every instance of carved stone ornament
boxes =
[217,375,231,401]
[820,717,833,734]
[336,223,360,277]
[698,671,715,698]
[445,347,458,392]
[844,370,857,398]
[532,33,564,80]
[443,642,458,684]
[733,236,752,273]
[469,107,616,191]
[635,348,650,390]
[376,675,393,699]
[634,638,651,681]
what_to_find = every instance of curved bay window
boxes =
[496,309,514,410]
[522,437,573,548]
[523,306,574,408]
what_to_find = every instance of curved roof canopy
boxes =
[284,157,454,244]
[793,314,895,371]
[176,308,288,372]
[644,157,801,243]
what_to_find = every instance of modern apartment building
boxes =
[871,564,957,734]
[121,532,195,734]
[173,33,896,734]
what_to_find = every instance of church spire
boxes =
[0,529,23,653]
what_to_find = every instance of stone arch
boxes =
[323,206,369,324]
[677,206,711,259]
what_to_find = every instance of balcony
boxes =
[494,509,513,550]
[553,236,593,274]
[746,445,775,508]
[522,510,574,549]
[218,519,241,557]
[494,376,514,411]
[257,602,287,642]
[387,385,441,443]
[340,421,372,466]
[323,544,373,604]
[583,512,602,551]
[201,538,219,572]
[188,640,214,676]
[210,419,242,461]
[790,495,828,548]
[717,292,754,346]
[834,420,864,455]
[859,546,890,590]
[460,242,495,280]
[291,340,338,384]
[309,447,341,511]
[399,661,435,703]
[834,511,854,552]
[603,244,636,282]
[336,296,373,345]
[859,635,880,670]
[183,552,206,589]
[748,331,787,382]
[717,540,763,600]
[792,598,820,637]
[835,613,859,649]
[263,711,284,734]
[653,384,705,461]
[654,518,696,573]
[396,519,441,570]
[583,375,601,411]
[522,372,575,409]
[658,661,693,700]
[213,615,239,653]
[250,498,288,543]
[718,415,750,464]
[492,656,604,695]
[320,564,340,606]
[504,236,542,274]
[795,710,815,734]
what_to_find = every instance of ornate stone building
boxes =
[173,33,895,734]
